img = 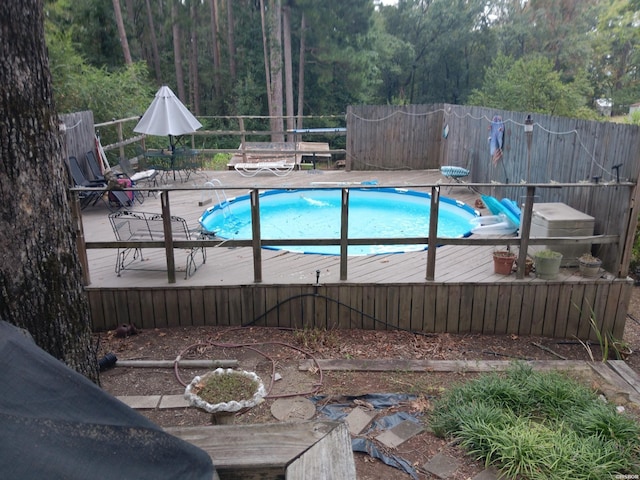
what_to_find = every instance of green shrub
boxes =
[430,362,640,479]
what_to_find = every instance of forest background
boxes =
[46,0,640,130]
[46,0,640,269]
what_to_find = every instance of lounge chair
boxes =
[109,211,206,279]
[234,161,295,177]
[118,157,158,201]
[86,150,139,205]
[85,150,106,182]
[118,157,158,187]
[67,156,131,210]
[440,165,470,183]
[67,156,107,209]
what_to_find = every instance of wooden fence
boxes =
[345,105,640,277]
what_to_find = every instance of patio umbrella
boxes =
[134,85,202,149]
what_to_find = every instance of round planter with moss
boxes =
[578,254,602,278]
[184,368,266,424]
[534,250,563,280]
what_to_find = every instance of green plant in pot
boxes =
[534,250,562,280]
[578,253,602,278]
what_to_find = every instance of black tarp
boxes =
[0,321,214,480]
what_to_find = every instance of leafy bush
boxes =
[430,363,640,479]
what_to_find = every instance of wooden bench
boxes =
[109,211,206,279]
[166,421,356,480]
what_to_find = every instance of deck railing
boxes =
[93,115,347,166]
[71,182,626,285]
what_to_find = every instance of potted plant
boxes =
[184,368,266,424]
[493,250,516,275]
[514,255,534,276]
[534,250,563,280]
[578,253,602,278]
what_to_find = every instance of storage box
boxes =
[530,203,594,266]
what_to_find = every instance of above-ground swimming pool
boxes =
[199,188,478,255]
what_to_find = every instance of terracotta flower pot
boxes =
[493,251,516,275]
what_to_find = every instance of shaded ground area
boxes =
[97,288,640,479]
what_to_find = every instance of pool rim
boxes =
[198,187,479,256]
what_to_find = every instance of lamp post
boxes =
[524,115,533,182]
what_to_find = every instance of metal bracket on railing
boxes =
[314,269,321,295]
[612,164,623,183]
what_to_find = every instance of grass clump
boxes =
[193,371,259,405]
[430,362,640,479]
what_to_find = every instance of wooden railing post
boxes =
[71,193,90,286]
[340,188,349,280]
[251,189,263,283]
[239,117,247,164]
[160,191,177,284]
[516,186,536,279]
[426,186,440,281]
[116,121,125,160]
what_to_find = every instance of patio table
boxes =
[143,148,199,182]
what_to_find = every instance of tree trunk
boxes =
[112,0,133,65]
[209,0,222,97]
[267,0,284,142]
[260,0,273,121]
[226,0,237,81]
[282,3,294,141]
[123,0,140,59]
[145,0,163,84]
[0,1,99,383]
[189,0,200,115]
[172,0,186,102]
[296,12,306,130]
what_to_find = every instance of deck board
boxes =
[82,169,489,287]
[79,169,632,340]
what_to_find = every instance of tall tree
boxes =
[0,0,99,382]
[468,53,593,117]
[144,0,162,84]
[384,0,491,104]
[591,0,640,112]
[112,0,133,65]
[172,0,186,101]
[282,2,295,138]
[226,0,237,81]
[209,0,222,97]
[296,11,306,126]
[189,0,201,115]
[265,0,284,141]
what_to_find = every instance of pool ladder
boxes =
[201,179,232,218]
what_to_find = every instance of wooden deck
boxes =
[80,169,632,340]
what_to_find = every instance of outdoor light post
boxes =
[524,114,533,182]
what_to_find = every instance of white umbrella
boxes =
[134,86,202,148]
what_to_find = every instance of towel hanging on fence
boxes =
[489,115,504,165]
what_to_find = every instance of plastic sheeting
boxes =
[0,321,214,480]
[312,393,424,479]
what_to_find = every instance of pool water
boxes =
[199,188,478,255]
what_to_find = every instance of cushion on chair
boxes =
[440,166,470,178]
[131,169,157,182]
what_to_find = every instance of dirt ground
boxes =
[97,287,640,479]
